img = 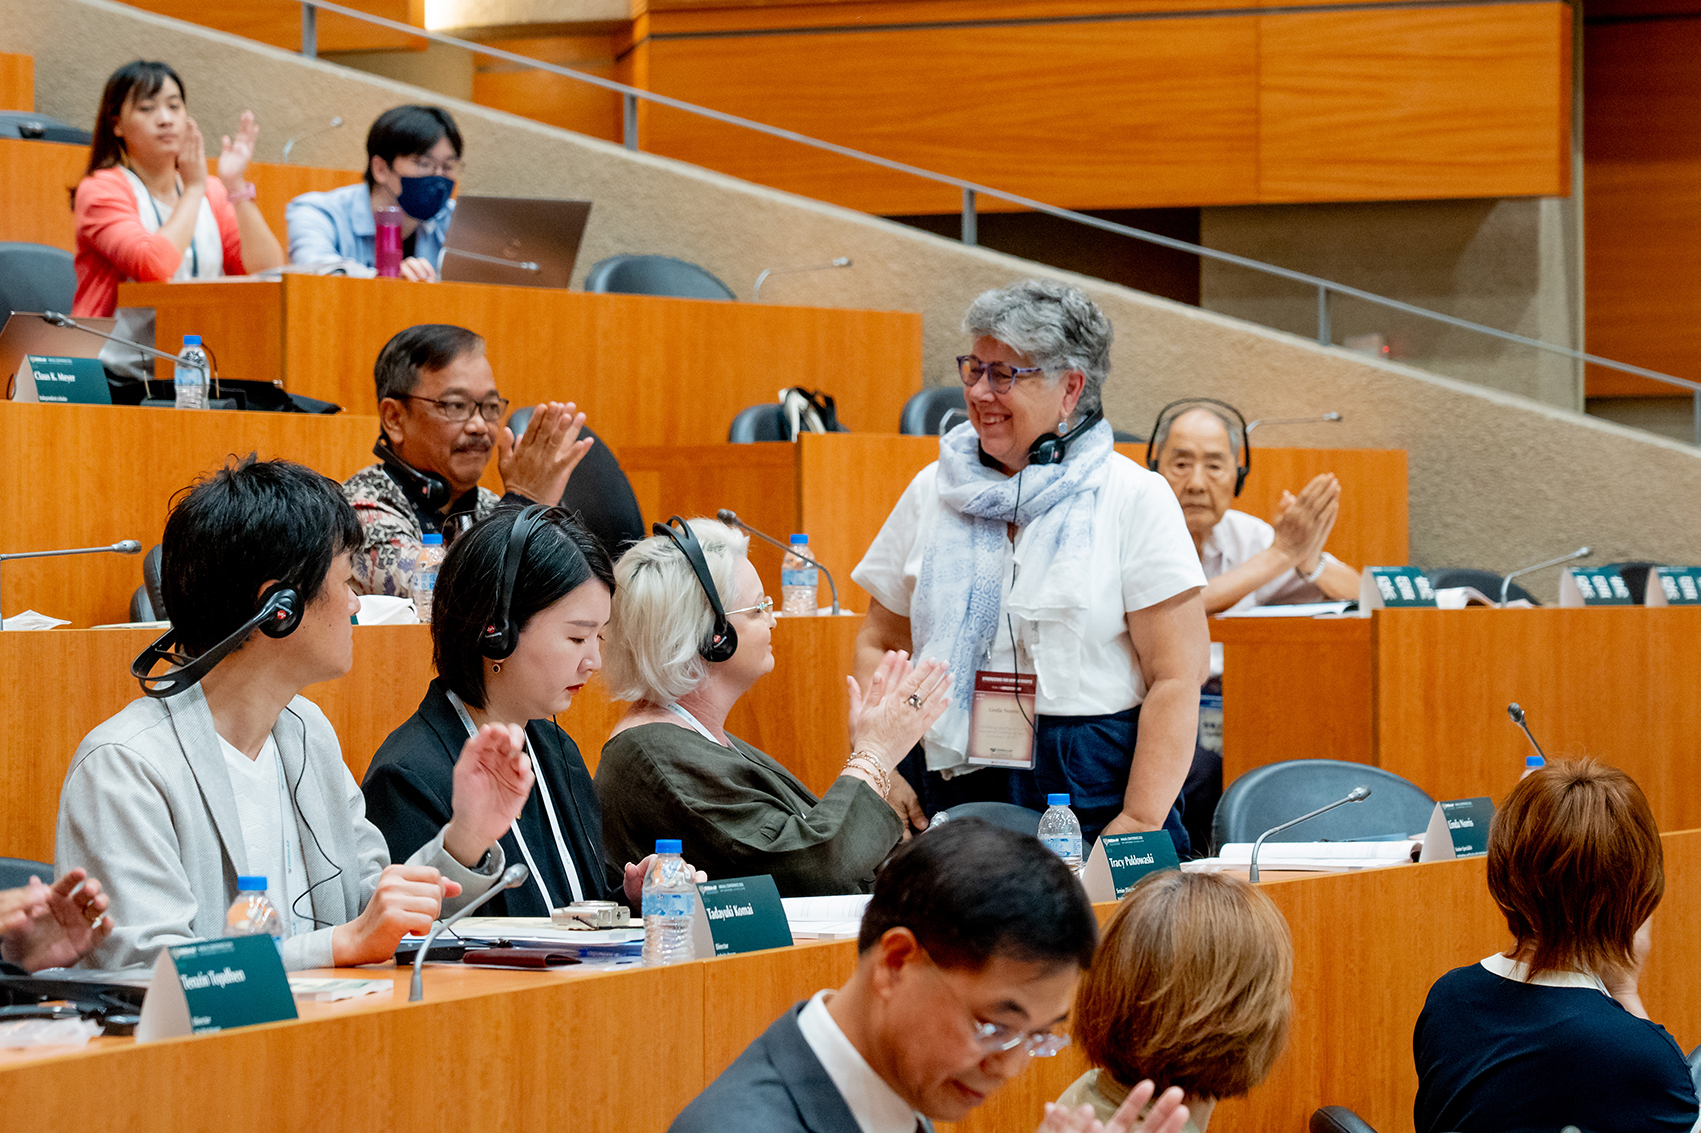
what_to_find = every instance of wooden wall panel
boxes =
[471,35,623,143]
[1231,445,1409,568]
[1258,4,1571,202]
[1583,17,1701,396]
[0,52,31,111]
[121,0,427,53]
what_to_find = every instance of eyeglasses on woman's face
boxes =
[957,355,1049,395]
[725,595,775,620]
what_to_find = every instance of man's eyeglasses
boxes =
[957,355,1048,394]
[918,951,1071,1058]
[397,155,465,179]
[726,595,774,619]
[395,394,510,424]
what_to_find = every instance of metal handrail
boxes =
[294,0,1701,442]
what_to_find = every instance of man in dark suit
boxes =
[669,820,1190,1133]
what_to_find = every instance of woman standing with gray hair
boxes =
[853,279,1208,853]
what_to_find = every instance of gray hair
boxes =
[1152,404,1245,464]
[603,519,750,704]
[963,279,1112,417]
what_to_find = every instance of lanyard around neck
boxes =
[446,690,584,907]
[666,701,727,747]
[126,166,200,278]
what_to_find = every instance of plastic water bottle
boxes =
[413,533,445,622]
[642,839,696,966]
[929,810,951,829]
[1521,753,1544,779]
[227,876,283,944]
[174,335,208,409]
[1038,793,1083,873]
[374,204,403,278]
[781,534,818,617]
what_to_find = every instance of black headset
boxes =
[1145,398,1252,496]
[652,516,738,663]
[480,504,553,661]
[132,582,303,697]
[1027,406,1105,467]
[372,434,452,513]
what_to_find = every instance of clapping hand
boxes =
[621,855,708,906]
[845,651,950,773]
[444,722,535,867]
[0,869,112,972]
[217,110,260,193]
[498,401,594,505]
[1036,1083,1189,1133]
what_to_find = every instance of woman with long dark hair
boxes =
[72,60,284,323]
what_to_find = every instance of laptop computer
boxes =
[438,195,592,290]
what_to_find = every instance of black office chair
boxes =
[1112,429,1144,444]
[141,544,165,620]
[940,801,1043,837]
[1310,1107,1378,1133]
[0,856,53,890]
[505,411,647,556]
[0,112,91,145]
[128,586,155,622]
[728,403,789,443]
[1425,567,1539,606]
[1605,561,1658,604]
[1210,759,1435,854]
[899,387,967,435]
[0,242,75,317]
[582,254,736,301]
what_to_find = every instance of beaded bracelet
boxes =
[843,750,891,797]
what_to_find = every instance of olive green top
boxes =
[595,722,903,897]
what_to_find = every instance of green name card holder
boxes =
[136,934,297,1042]
[689,875,794,957]
[1359,566,1438,609]
[1080,831,1181,902]
[13,355,111,405]
[1419,797,1495,862]
[1646,567,1701,607]
[1559,567,1632,607]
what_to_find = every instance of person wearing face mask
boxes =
[852,280,1208,855]
[72,60,285,387]
[285,104,463,283]
[363,506,676,915]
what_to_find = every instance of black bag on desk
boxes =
[113,372,342,413]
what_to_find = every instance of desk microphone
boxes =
[1245,412,1343,434]
[41,311,225,405]
[440,248,541,273]
[1506,703,1547,763]
[0,539,141,623]
[716,508,840,615]
[1248,786,1370,882]
[752,257,853,302]
[1499,546,1590,606]
[409,862,529,1002]
[281,116,343,161]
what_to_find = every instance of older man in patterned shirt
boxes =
[341,323,592,596]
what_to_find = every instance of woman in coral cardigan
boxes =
[71,59,285,373]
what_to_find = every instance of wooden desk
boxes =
[116,276,924,432]
[625,436,1408,609]
[5,831,1697,1133]
[0,52,30,112]
[1214,607,1701,833]
[0,615,862,863]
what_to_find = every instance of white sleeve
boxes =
[1118,468,1208,611]
[850,466,933,617]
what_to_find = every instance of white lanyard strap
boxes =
[666,701,726,746]
[446,691,584,906]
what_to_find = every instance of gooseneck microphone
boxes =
[409,862,530,1002]
[281,115,343,162]
[1507,703,1547,763]
[0,539,141,624]
[752,257,853,302]
[1245,412,1344,433]
[1248,786,1371,882]
[440,248,541,273]
[1499,546,1590,606]
[42,311,222,403]
[716,509,840,615]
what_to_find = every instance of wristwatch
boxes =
[1301,557,1328,585]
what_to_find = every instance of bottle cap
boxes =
[237,876,267,890]
[422,533,444,545]
[1525,754,1544,768]
[183,334,201,346]
[1047,793,1070,807]
[790,534,807,544]
[655,839,683,854]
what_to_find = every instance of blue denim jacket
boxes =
[284,181,456,272]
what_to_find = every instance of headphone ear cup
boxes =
[258,584,302,639]
[700,620,738,663]
[480,624,517,661]
[1234,467,1249,497]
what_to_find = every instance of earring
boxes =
[491,662,502,674]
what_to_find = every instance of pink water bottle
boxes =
[374,205,403,278]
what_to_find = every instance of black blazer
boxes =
[670,1004,932,1133]
[362,678,622,916]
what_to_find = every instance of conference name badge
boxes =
[689,875,794,958]
[1080,831,1181,902]
[1647,566,1701,607]
[136,934,297,1043]
[966,669,1037,769]
[1559,567,1632,607]
[1418,797,1495,862]
[1358,566,1437,609]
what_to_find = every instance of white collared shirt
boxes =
[796,990,925,1133]
[1478,952,1611,995]
[1200,509,1337,614]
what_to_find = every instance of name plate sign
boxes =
[1559,567,1632,607]
[1360,567,1437,609]
[690,875,793,957]
[13,354,111,405]
[1419,797,1495,862]
[1646,567,1701,607]
[1080,831,1180,903]
[137,934,296,1042]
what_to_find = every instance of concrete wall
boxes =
[4,0,1698,601]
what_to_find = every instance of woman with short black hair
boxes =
[286,104,464,282]
[363,504,651,917]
